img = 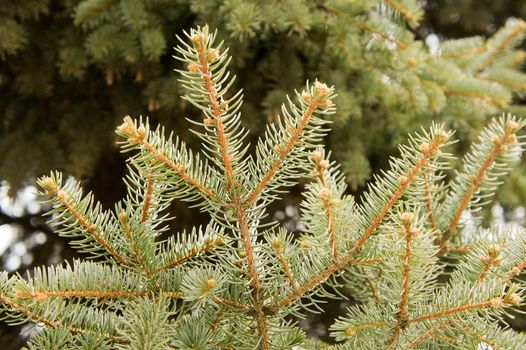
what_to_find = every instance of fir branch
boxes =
[441,46,486,59]
[362,268,382,305]
[442,85,506,107]
[15,290,147,300]
[38,175,130,266]
[193,33,236,191]
[117,117,220,203]
[422,171,437,231]
[157,235,225,272]
[312,152,340,259]
[355,21,407,49]
[458,321,499,349]
[439,118,522,248]
[233,199,270,349]
[0,293,128,344]
[383,0,419,25]
[140,177,155,224]
[477,245,502,283]
[344,322,391,337]
[0,293,58,328]
[268,127,449,312]
[387,212,416,349]
[244,82,334,204]
[404,321,451,349]
[271,237,295,288]
[410,295,519,323]
[476,19,526,74]
[353,130,447,252]
[119,211,156,283]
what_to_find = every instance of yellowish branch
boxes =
[56,190,130,266]
[157,236,225,272]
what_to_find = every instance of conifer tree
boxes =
[2,25,526,349]
[2,0,526,206]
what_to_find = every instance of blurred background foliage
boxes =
[1,0,526,347]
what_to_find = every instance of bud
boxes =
[400,212,415,227]
[487,244,501,257]
[274,144,283,154]
[508,134,518,144]
[35,292,49,302]
[215,236,225,246]
[412,230,422,239]
[271,236,281,249]
[118,211,128,225]
[204,118,215,125]
[507,293,522,305]
[319,159,330,169]
[204,279,216,291]
[135,69,143,82]
[407,58,418,66]
[310,150,322,162]
[56,190,67,202]
[38,176,58,195]
[206,48,220,62]
[512,266,522,276]
[345,327,356,337]
[398,176,408,185]
[188,63,200,73]
[493,135,502,146]
[299,237,311,249]
[315,81,330,97]
[191,33,203,45]
[319,187,332,200]
[301,91,312,103]
[435,130,448,143]
[507,120,519,131]
[331,198,341,206]
[419,142,430,154]
[117,117,136,137]
[105,69,114,86]
[137,125,146,140]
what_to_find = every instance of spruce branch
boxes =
[438,116,525,248]
[387,212,416,349]
[268,126,450,312]
[383,0,422,27]
[38,174,130,266]
[476,19,526,75]
[140,177,155,224]
[117,117,221,205]
[409,295,520,324]
[245,81,335,205]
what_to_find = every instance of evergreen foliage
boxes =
[2,0,526,206]
[2,25,526,349]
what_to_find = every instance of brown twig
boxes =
[56,190,130,266]
[410,298,506,323]
[137,139,219,202]
[422,171,438,231]
[387,213,415,349]
[195,36,236,191]
[157,237,224,271]
[141,177,155,224]
[244,99,321,204]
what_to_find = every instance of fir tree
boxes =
[1,0,526,206]
[2,25,526,349]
